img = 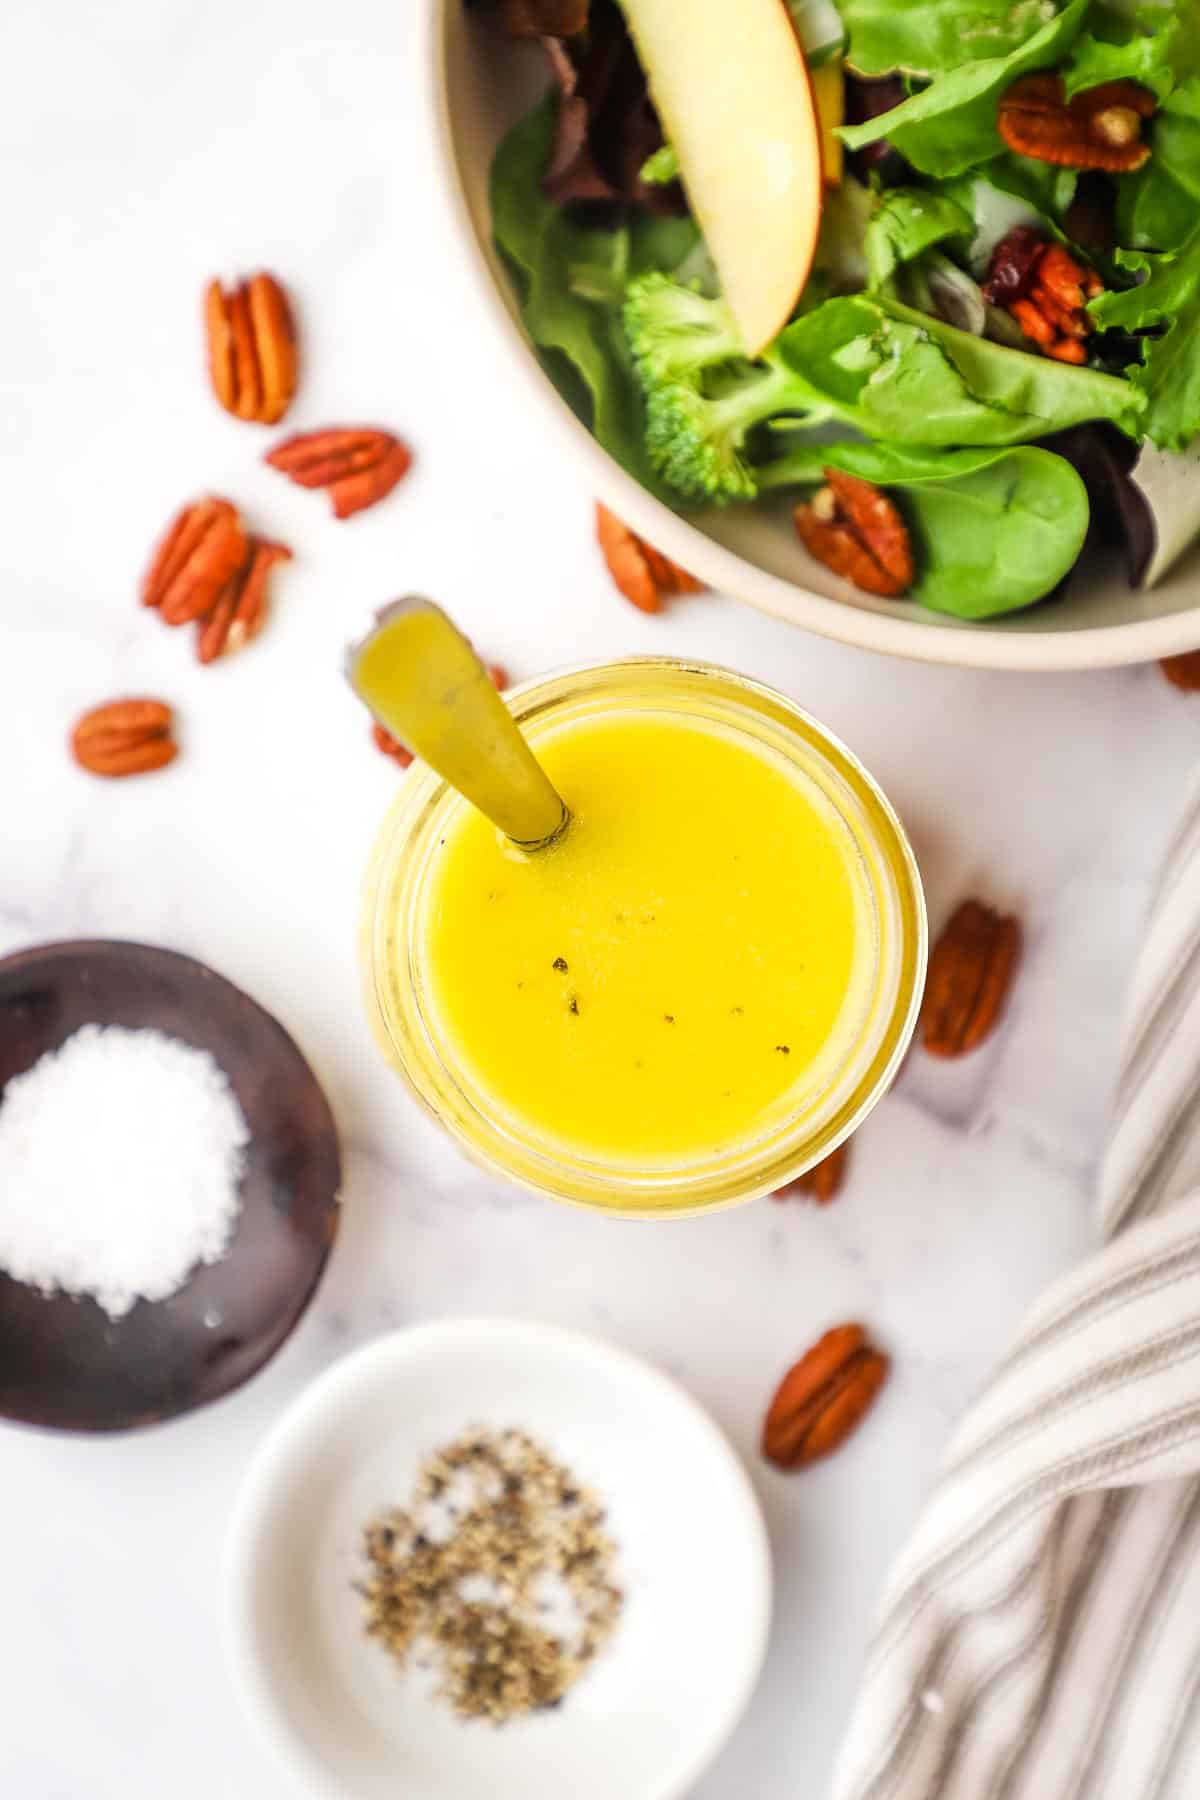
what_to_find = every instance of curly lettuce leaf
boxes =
[865,189,973,289]
[1063,4,1180,101]
[834,0,1063,79]
[1090,227,1200,450]
[837,0,1088,177]
[776,293,1145,444]
[759,440,1089,615]
[491,97,696,492]
[1118,77,1200,250]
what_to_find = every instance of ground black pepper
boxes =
[359,1429,623,1724]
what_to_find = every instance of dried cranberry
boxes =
[982,226,1046,305]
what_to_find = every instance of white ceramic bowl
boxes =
[226,1318,771,1800]
[426,2,1200,670]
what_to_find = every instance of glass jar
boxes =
[361,658,925,1214]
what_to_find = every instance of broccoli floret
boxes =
[623,274,825,504]
[623,272,744,382]
[643,361,809,504]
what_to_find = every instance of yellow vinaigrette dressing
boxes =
[420,712,871,1162]
[364,659,926,1212]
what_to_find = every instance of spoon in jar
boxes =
[345,598,569,850]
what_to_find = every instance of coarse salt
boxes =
[0,1024,249,1318]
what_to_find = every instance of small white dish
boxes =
[226,1318,771,1800]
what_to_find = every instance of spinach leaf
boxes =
[865,189,973,288]
[1063,4,1180,101]
[833,0,1061,79]
[1090,225,1200,450]
[776,294,1144,444]
[1118,77,1200,250]
[490,98,695,493]
[759,440,1089,616]
[838,0,1088,178]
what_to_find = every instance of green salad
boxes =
[483,0,1200,619]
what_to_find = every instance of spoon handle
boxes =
[346,599,568,849]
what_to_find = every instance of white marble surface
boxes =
[3,2,1200,1795]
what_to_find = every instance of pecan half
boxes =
[71,699,178,778]
[772,1140,850,1205]
[998,74,1155,173]
[1161,651,1200,691]
[795,468,914,598]
[265,427,412,519]
[922,899,1022,1058]
[142,497,248,625]
[985,233,1103,365]
[762,1324,889,1470]
[205,272,298,425]
[196,537,292,665]
[595,503,704,613]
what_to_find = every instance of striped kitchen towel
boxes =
[835,784,1200,1800]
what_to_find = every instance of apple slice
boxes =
[621,0,824,357]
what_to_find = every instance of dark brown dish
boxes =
[0,940,341,1432]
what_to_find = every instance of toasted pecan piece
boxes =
[205,272,298,425]
[998,73,1154,173]
[762,1324,889,1470]
[796,469,914,598]
[265,427,412,519]
[772,1140,851,1205]
[71,699,178,778]
[1160,651,1200,691]
[985,233,1103,362]
[196,537,292,665]
[922,899,1022,1058]
[595,503,704,613]
[142,497,248,626]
